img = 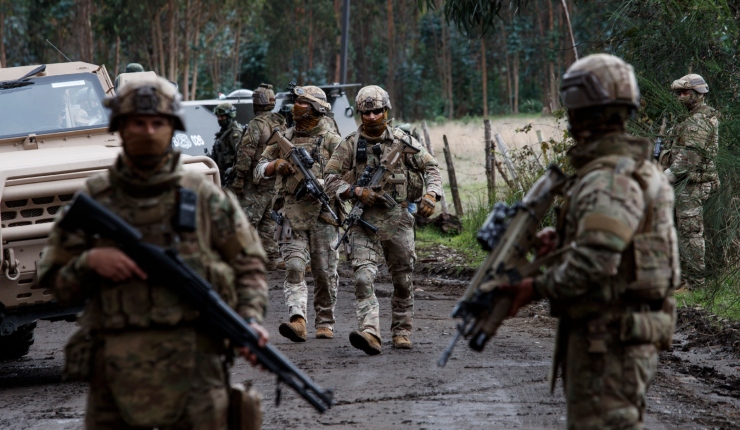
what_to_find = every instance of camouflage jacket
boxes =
[212,120,244,174]
[534,134,679,320]
[319,116,341,135]
[232,111,286,193]
[37,153,269,330]
[663,104,719,183]
[255,125,342,230]
[324,125,444,241]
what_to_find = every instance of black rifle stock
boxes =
[333,140,420,250]
[57,194,335,413]
[267,128,338,223]
[438,165,567,367]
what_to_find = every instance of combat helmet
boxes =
[293,85,331,114]
[671,74,709,94]
[124,63,145,73]
[214,102,237,118]
[105,76,185,132]
[355,85,392,112]
[253,83,276,110]
[560,53,639,110]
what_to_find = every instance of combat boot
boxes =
[316,327,334,339]
[349,331,381,356]
[392,335,412,349]
[278,316,307,342]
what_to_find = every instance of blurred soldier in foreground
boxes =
[256,86,341,341]
[659,74,719,290]
[37,76,269,429]
[502,54,678,428]
[231,83,286,270]
[212,102,244,179]
[324,85,443,354]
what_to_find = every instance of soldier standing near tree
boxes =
[255,86,341,342]
[659,74,720,290]
[37,76,269,429]
[324,85,443,355]
[502,54,679,428]
[230,84,287,270]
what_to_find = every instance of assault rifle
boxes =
[267,128,339,223]
[57,194,336,413]
[438,165,567,367]
[333,140,420,250]
[653,116,668,161]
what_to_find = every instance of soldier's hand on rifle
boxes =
[237,321,270,367]
[273,159,296,176]
[354,186,381,206]
[418,192,437,218]
[86,247,148,282]
[536,227,559,257]
[498,277,536,318]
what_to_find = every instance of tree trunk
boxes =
[233,15,241,87]
[548,0,558,111]
[167,0,177,82]
[481,38,488,118]
[0,1,6,68]
[501,23,513,113]
[308,7,314,72]
[512,52,519,114]
[333,0,341,83]
[76,0,94,62]
[386,0,394,103]
[190,5,203,100]
[113,35,120,77]
[182,0,192,101]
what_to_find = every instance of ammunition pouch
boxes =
[406,169,425,203]
[229,382,263,430]
[63,327,96,382]
[624,232,673,301]
[620,297,676,351]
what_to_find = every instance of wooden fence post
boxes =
[494,133,522,191]
[483,119,495,205]
[442,134,464,217]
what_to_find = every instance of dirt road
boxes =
[1,264,738,429]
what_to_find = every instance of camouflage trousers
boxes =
[280,220,339,329]
[349,212,416,341]
[239,187,279,269]
[675,182,713,289]
[85,328,229,430]
[564,325,658,430]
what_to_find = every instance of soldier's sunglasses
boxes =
[361,108,384,116]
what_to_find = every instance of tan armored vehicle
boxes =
[0,62,219,359]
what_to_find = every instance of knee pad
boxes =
[285,258,306,283]
[391,273,412,299]
[355,267,376,300]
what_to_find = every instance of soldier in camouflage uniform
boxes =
[37,77,270,429]
[324,85,443,355]
[230,84,286,270]
[211,102,244,179]
[503,54,679,429]
[659,74,719,290]
[255,86,341,341]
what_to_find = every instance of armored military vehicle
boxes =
[183,83,360,138]
[0,62,219,359]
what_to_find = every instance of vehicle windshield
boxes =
[0,73,109,139]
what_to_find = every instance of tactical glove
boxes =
[355,186,380,206]
[274,159,295,176]
[418,192,436,218]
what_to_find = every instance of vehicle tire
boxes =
[0,322,37,359]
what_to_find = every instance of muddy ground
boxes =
[1,263,739,430]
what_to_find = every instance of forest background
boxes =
[1,0,740,314]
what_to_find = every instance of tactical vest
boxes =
[561,155,680,307]
[83,164,237,331]
[248,114,286,190]
[349,126,425,204]
[214,122,244,172]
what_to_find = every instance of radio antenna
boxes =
[45,39,72,62]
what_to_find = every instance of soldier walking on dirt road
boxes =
[659,74,720,290]
[37,76,270,429]
[230,83,287,271]
[256,86,342,342]
[324,85,443,355]
[501,54,679,428]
